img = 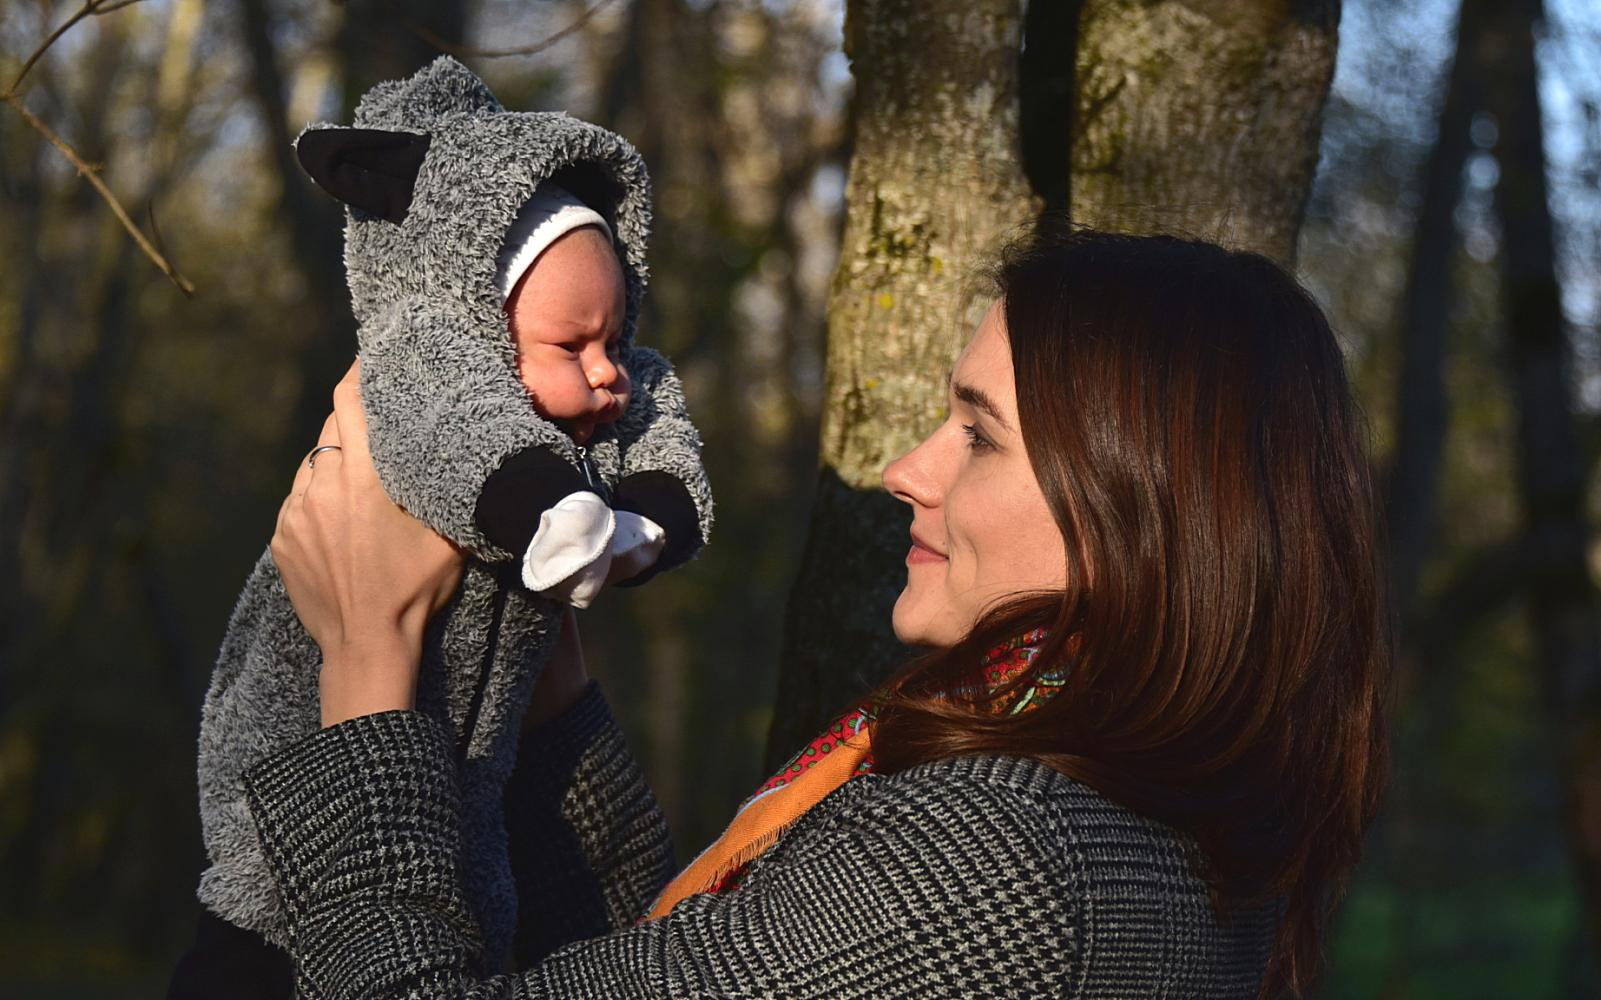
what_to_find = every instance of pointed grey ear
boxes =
[295,127,431,223]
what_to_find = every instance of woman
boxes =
[254,226,1389,999]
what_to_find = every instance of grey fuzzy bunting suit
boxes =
[194,56,713,968]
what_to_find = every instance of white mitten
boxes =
[522,492,615,606]
[606,511,667,584]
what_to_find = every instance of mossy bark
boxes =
[767,0,1340,764]
[1070,0,1339,267]
[766,0,1038,764]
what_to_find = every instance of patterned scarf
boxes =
[645,628,1054,920]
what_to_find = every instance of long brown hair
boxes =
[871,226,1392,999]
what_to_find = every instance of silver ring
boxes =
[306,444,342,468]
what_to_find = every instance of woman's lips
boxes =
[907,534,947,565]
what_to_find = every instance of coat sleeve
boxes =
[242,711,1077,1000]
[608,344,714,585]
[500,681,674,965]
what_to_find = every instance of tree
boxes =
[769,0,1341,762]
[1483,0,1601,959]
[766,0,1039,762]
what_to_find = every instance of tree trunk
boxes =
[237,0,468,470]
[1385,0,1487,633]
[766,0,1038,765]
[767,0,1342,764]
[1374,7,1493,981]
[1484,0,1601,957]
[1069,0,1339,267]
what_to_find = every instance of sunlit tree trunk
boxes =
[765,0,1039,764]
[768,0,1340,764]
[1066,0,1339,266]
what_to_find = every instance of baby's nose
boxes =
[587,358,619,389]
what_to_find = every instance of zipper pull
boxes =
[573,444,601,499]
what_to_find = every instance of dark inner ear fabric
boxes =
[296,128,432,223]
[547,164,625,241]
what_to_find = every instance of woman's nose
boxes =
[882,434,940,508]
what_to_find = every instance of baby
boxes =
[492,184,665,608]
[190,56,712,976]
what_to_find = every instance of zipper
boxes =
[460,443,599,762]
[576,442,608,502]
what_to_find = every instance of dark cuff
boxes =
[511,680,613,788]
[505,681,614,962]
[611,471,702,587]
[474,446,595,557]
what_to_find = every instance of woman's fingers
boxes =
[331,357,372,466]
[306,412,343,478]
[278,410,342,551]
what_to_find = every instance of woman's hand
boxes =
[271,358,466,727]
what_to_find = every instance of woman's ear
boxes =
[295,127,432,223]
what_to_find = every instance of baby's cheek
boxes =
[513,354,543,403]
[517,359,582,419]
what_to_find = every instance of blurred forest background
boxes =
[2,0,1600,996]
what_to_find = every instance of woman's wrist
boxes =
[319,631,423,728]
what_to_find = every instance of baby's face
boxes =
[505,225,630,446]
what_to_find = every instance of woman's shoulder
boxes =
[828,753,1278,995]
[869,752,1176,842]
[864,754,1249,897]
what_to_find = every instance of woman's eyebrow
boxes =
[951,379,1013,432]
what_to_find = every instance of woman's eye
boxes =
[559,342,582,354]
[961,423,994,453]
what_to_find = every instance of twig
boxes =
[409,0,619,60]
[146,198,174,267]
[92,0,149,14]
[5,0,150,97]
[4,93,194,295]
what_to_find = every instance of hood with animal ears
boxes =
[294,56,652,345]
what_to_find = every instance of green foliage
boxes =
[1326,878,1593,999]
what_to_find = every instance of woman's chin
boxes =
[890,593,956,649]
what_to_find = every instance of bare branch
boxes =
[92,0,149,14]
[409,0,619,60]
[3,93,195,295]
[4,0,150,97]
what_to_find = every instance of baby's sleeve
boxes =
[609,344,714,585]
[357,296,594,562]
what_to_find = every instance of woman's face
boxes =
[882,303,1068,648]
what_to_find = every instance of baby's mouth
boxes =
[591,391,624,423]
[569,398,624,445]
